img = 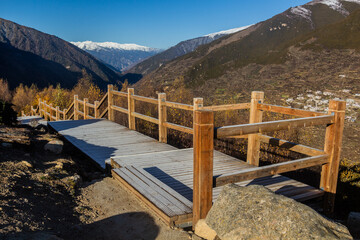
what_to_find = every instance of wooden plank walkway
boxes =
[111,148,324,226]
[48,119,324,227]
[48,119,176,168]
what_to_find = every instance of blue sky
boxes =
[1,0,310,49]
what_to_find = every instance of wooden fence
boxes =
[33,86,345,227]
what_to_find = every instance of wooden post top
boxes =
[128,88,134,93]
[84,98,89,102]
[193,98,204,110]
[251,91,264,99]
[74,95,78,100]
[328,100,346,111]
[194,110,214,124]
[108,84,113,90]
[158,92,166,99]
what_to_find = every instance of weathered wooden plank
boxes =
[165,101,193,111]
[259,135,325,156]
[215,155,329,187]
[216,115,334,138]
[111,169,173,225]
[132,112,159,125]
[257,103,327,117]
[164,122,193,134]
[127,166,192,213]
[132,94,158,104]
[201,102,251,111]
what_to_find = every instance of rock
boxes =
[44,140,63,154]
[20,160,33,168]
[192,234,204,240]
[195,219,217,240]
[347,212,360,237]
[206,184,353,240]
[1,142,12,148]
[70,174,82,187]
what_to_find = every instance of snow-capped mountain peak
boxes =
[71,41,160,52]
[205,25,253,38]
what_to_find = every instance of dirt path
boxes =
[0,125,190,240]
[68,177,190,240]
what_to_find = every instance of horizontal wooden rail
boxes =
[201,102,251,111]
[87,115,95,119]
[99,108,108,118]
[77,110,84,116]
[86,102,95,108]
[259,135,325,156]
[258,103,327,117]
[164,101,193,111]
[215,154,329,187]
[50,115,56,120]
[112,90,128,97]
[132,112,159,124]
[164,122,194,134]
[132,95,158,104]
[111,105,129,114]
[77,99,84,105]
[216,114,334,138]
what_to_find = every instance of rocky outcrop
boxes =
[205,184,353,240]
[44,140,63,154]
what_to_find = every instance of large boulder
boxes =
[206,184,353,240]
[44,140,63,154]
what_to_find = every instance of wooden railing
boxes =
[35,87,345,227]
[192,92,345,227]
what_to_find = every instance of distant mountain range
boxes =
[134,0,360,101]
[126,25,252,77]
[71,41,163,72]
[0,18,120,90]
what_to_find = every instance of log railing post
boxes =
[94,101,100,118]
[108,85,114,121]
[84,98,89,120]
[320,100,346,214]
[38,99,42,117]
[55,106,60,121]
[43,101,47,120]
[193,109,214,229]
[49,104,53,121]
[63,109,67,120]
[74,95,79,120]
[193,97,204,111]
[247,91,264,166]
[128,88,135,130]
[158,93,167,143]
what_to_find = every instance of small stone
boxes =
[1,142,12,148]
[71,174,82,187]
[20,160,33,168]
[195,219,217,240]
[44,140,63,154]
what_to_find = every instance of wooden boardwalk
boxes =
[49,118,324,227]
[48,119,176,168]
